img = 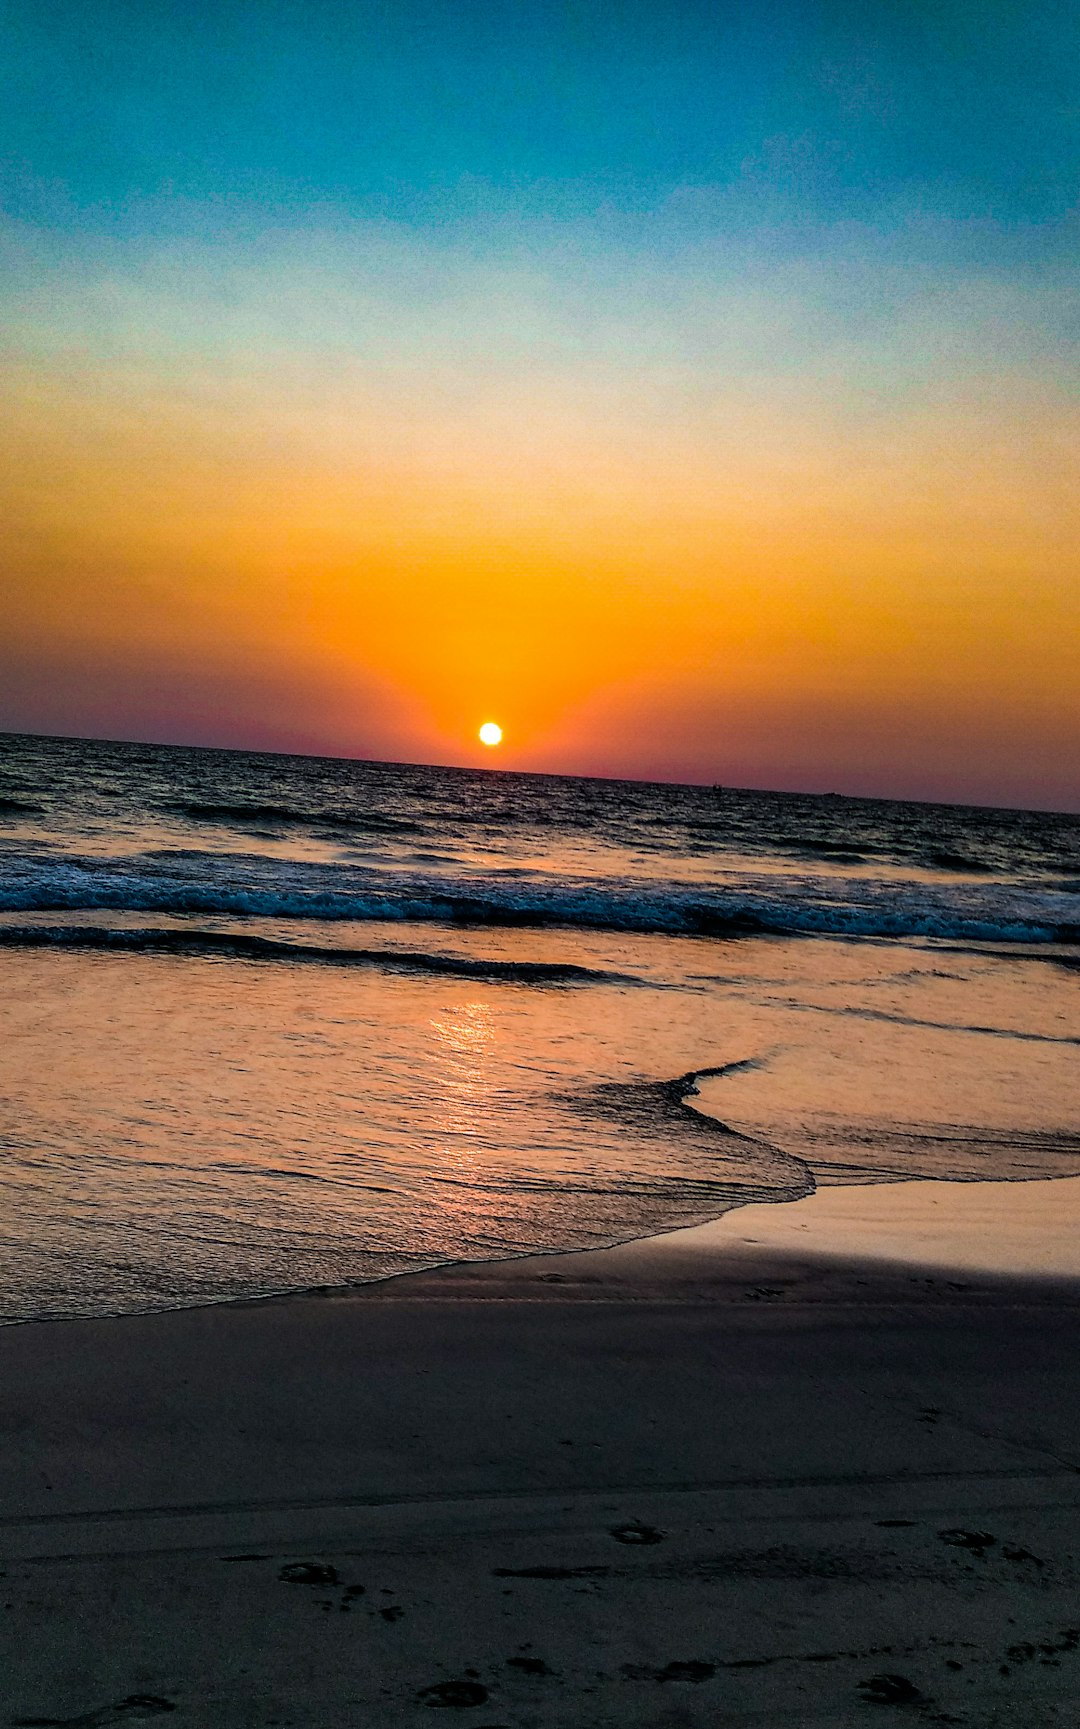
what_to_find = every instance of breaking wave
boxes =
[1,852,1078,947]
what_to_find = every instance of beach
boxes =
[5,1180,1080,1727]
[2,735,1078,1723]
[4,0,1078,1713]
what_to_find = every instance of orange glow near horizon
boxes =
[1,229,1077,810]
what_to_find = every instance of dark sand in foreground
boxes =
[4,1180,1080,1727]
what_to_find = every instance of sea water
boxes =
[1,732,1077,1321]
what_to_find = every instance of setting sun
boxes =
[478,722,503,748]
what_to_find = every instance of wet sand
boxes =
[3,1179,1080,1727]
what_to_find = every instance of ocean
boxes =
[1,730,1078,1323]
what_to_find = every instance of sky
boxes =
[1,0,1077,808]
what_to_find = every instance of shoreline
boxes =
[357,1172,1080,1304]
[5,1177,1080,1724]
[8,1169,1080,1333]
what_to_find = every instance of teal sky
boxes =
[4,0,1076,236]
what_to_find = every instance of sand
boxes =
[3,1179,1080,1727]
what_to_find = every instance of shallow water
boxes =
[1,732,1077,1320]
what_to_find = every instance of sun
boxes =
[478,721,503,748]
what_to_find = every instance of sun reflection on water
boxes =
[430,999,497,1157]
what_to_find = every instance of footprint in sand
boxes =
[937,1529,995,1556]
[622,1660,715,1684]
[610,1522,665,1545]
[278,1560,338,1585]
[417,1680,490,1707]
[858,1674,924,1704]
[12,1697,175,1728]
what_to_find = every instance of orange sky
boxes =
[1,219,1077,807]
[4,2,1079,808]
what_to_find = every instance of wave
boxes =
[761,838,998,874]
[926,849,995,874]
[162,799,423,836]
[761,995,1080,1046]
[762,834,876,863]
[0,796,45,816]
[932,943,1080,973]
[2,854,1079,946]
[0,923,648,987]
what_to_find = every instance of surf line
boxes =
[0,922,653,989]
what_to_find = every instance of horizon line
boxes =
[3,725,1075,821]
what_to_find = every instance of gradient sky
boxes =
[2,0,1077,807]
